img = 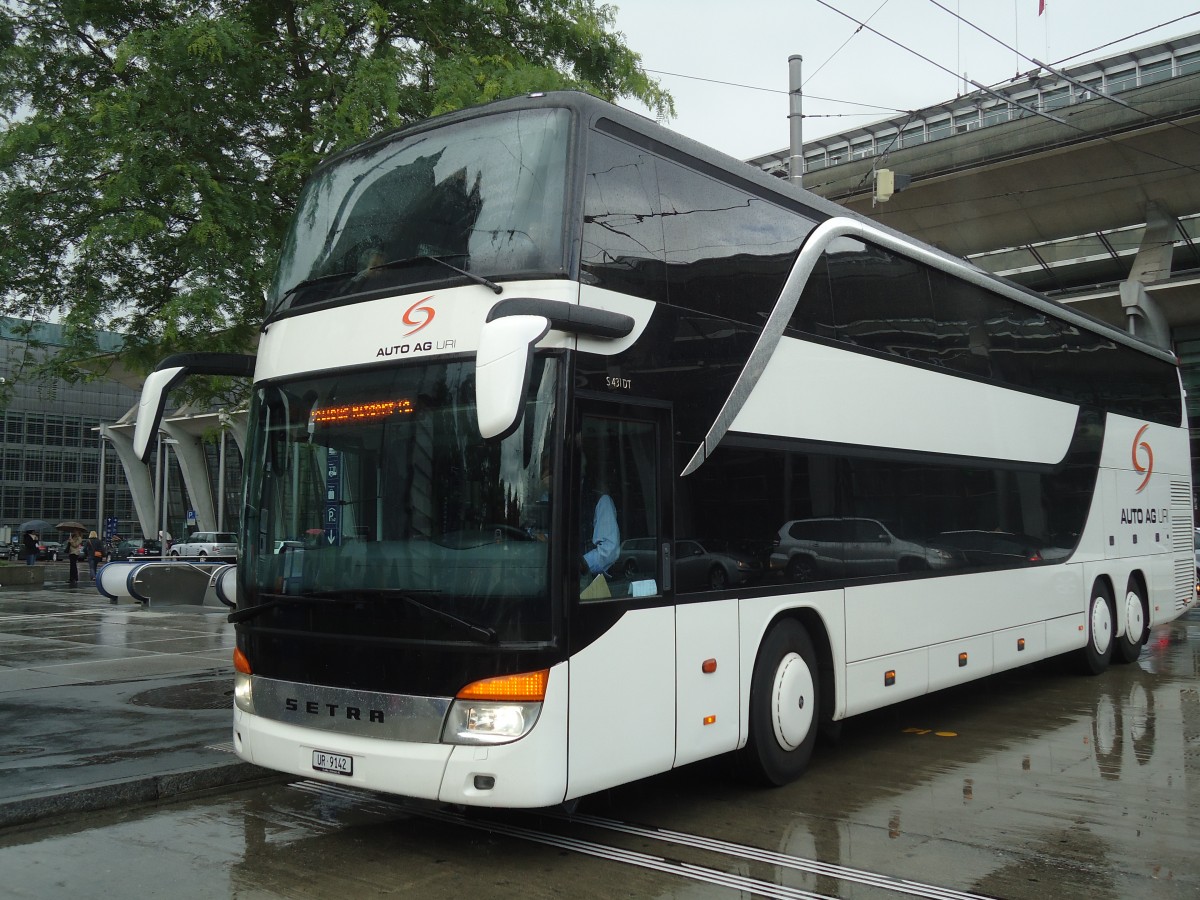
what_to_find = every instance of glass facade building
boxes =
[0,318,138,539]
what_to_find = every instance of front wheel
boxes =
[740,618,819,786]
[1112,577,1147,665]
[709,565,728,591]
[1079,579,1115,675]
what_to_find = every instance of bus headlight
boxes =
[234,671,255,713]
[442,700,542,744]
[442,668,550,745]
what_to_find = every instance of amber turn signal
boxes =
[457,669,550,702]
[233,647,252,675]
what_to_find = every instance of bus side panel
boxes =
[1046,611,1088,657]
[731,337,1079,465]
[993,621,1047,672]
[843,648,929,718]
[675,598,740,768]
[439,662,570,808]
[566,606,675,800]
[928,633,994,693]
[843,567,1080,664]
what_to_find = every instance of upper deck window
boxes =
[269,108,570,315]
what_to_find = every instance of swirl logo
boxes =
[1132,424,1153,493]
[403,296,435,336]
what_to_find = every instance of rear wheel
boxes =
[785,555,815,582]
[1112,577,1147,665]
[1079,579,1115,675]
[741,618,819,785]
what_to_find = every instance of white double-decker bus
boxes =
[133,91,1195,807]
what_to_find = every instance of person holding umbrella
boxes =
[21,529,37,566]
[18,519,51,567]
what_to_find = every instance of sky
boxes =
[609,0,1200,161]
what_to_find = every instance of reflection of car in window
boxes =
[620,538,763,592]
[113,539,162,560]
[769,518,955,581]
[925,530,1068,568]
[171,531,239,562]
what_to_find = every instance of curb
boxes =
[0,760,281,830]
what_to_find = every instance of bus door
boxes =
[566,398,674,799]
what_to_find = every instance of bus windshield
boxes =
[242,356,560,644]
[269,107,570,315]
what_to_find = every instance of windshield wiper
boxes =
[265,254,502,326]
[232,588,498,643]
[369,254,502,294]
[263,269,359,325]
[227,593,336,624]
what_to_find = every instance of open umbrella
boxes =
[55,521,87,532]
[18,519,51,534]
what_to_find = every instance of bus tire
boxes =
[1079,579,1115,675]
[1112,577,1147,665]
[741,618,819,786]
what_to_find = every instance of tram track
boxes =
[288,780,991,899]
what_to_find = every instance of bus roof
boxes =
[313,91,1176,366]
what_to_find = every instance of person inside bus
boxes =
[578,454,620,583]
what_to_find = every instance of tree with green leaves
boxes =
[0,0,670,391]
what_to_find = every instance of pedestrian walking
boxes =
[22,530,38,566]
[66,530,83,585]
[84,530,103,581]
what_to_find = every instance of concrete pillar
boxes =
[160,420,217,532]
[1121,201,1176,350]
[100,425,158,539]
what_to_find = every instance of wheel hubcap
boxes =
[1124,590,1144,644]
[1091,595,1112,654]
[771,652,815,750]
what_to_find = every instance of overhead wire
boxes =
[640,67,909,114]
[814,0,1200,176]
[802,0,894,87]
[1053,11,1200,67]
[924,0,1200,140]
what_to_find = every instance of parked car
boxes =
[170,531,238,561]
[37,540,62,561]
[769,517,956,581]
[925,530,1069,568]
[112,539,162,560]
[619,537,764,592]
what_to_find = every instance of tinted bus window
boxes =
[581,133,668,304]
[826,238,941,364]
[654,157,814,325]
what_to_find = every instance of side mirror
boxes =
[475,315,550,440]
[132,353,256,463]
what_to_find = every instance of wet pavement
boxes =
[0,566,274,828]
[0,565,1197,897]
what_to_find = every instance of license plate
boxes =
[312,750,353,776]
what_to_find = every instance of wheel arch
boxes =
[1091,572,1116,606]
[751,606,838,730]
